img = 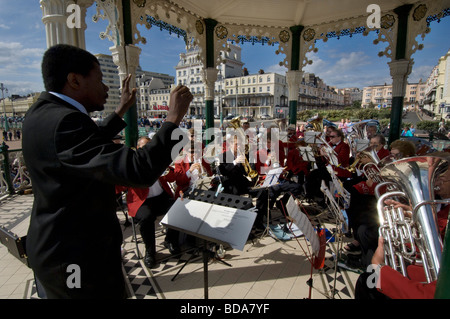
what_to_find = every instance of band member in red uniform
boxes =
[305,127,350,206]
[352,134,390,196]
[255,126,286,178]
[173,139,213,198]
[116,137,181,269]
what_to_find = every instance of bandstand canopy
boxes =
[164,0,424,28]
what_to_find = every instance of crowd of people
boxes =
[20,44,449,299]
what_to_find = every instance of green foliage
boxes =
[416,120,441,133]
[296,107,392,123]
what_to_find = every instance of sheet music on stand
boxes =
[304,131,323,145]
[299,146,316,162]
[161,198,256,251]
[261,167,284,188]
[355,138,370,152]
[285,196,320,256]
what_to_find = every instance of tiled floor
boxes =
[0,192,361,299]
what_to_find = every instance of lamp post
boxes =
[0,83,8,131]
[235,80,238,117]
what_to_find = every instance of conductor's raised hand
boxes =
[115,74,137,118]
[166,85,193,126]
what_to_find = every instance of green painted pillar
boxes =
[122,0,138,148]
[388,4,413,145]
[288,25,304,125]
[435,224,450,298]
[203,19,218,144]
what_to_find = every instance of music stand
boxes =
[160,190,255,299]
[318,180,350,299]
[299,146,316,163]
[258,167,284,239]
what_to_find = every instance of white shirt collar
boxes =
[49,92,89,116]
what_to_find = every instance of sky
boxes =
[0,0,449,97]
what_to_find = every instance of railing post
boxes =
[0,142,14,195]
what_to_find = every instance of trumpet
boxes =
[228,117,259,180]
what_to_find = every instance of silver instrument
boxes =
[376,155,450,283]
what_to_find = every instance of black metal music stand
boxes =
[164,189,254,299]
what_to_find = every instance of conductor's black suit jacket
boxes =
[22,92,185,298]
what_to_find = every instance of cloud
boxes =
[0,42,45,95]
[0,23,10,30]
[409,64,434,83]
[265,64,287,75]
[303,50,392,88]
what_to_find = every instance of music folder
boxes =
[160,198,257,251]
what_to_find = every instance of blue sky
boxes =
[0,0,449,96]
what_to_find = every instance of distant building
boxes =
[424,49,450,119]
[171,44,346,119]
[362,82,426,110]
[0,93,39,117]
[95,54,174,117]
[298,73,345,110]
[338,87,363,107]
[174,43,244,117]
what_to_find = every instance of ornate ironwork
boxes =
[426,7,450,26]
[279,30,290,43]
[133,0,146,8]
[413,4,428,21]
[303,28,315,42]
[215,25,228,39]
[380,14,395,29]
[231,35,277,46]
[320,26,367,39]
[144,15,188,44]
[195,20,204,35]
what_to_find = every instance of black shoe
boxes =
[163,241,181,255]
[253,222,265,232]
[344,242,362,255]
[144,252,157,268]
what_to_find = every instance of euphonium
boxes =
[347,144,380,174]
[376,155,450,283]
[228,117,259,179]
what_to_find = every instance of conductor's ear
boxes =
[66,72,83,90]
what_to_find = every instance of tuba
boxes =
[376,155,450,283]
[227,116,259,179]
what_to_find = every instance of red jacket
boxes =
[255,140,286,175]
[286,147,309,176]
[115,167,176,217]
[330,141,352,178]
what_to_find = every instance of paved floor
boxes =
[0,191,361,300]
